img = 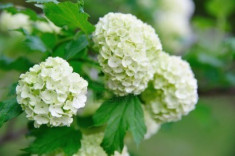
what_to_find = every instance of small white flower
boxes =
[35,20,61,33]
[93,13,162,96]
[16,57,88,127]
[142,52,198,123]
[157,0,195,18]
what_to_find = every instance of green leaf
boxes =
[0,97,22,127]
[44,2,95,33]
[0,56,33,72]
[25,126,82,156]
[93,95,146,155]
[65,34,89,60]
[76,116,94,129]
[206,0,235,18]
[40,33,57,50]
[16,28,47,52]
[25,35,47,52]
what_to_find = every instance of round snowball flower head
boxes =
[154,12,193,53]
[142,52,198,123]
[16,57,88,128]
[0,11,32,33]
[93,13,162,96]
[157,0,195,18]
[75,133,129,156]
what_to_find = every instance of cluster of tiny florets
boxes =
[0,11,60,35]
[35,19,61,33]
[16,57,88,128]
[142,52,198,123]
[93,13,162,96]
[0,11,32,33]
[75,133,129,156]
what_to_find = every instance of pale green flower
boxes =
[75,133,129,156]
[35,20,61,33]
[0,11,32,33]
[93,13,162,96]
[142,52,198,123]
[154,12,193,53]
[16,57,88,128]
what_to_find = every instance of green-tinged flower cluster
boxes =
[157,0,195,18]
[0,11,32,33]
[75,133,129,156]
[35,19,61,33]
[16,57,88,128]
[154,0,195,53]
[93,13,162,96]
[0,11,60,34]
[142,52,198,123]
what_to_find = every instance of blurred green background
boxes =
[0,0,234,156]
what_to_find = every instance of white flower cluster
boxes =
[93,13,162,96]
[157,0,195,18]
[154,0,195,53]
[16,57,88,128]
[142,52,198,123]
[0,11,60,35]
[35,20,60,33]
[75,133,129,156]
[0,11,32,34]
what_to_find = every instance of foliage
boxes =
[44,2,94,33]
[0,97,22,127]
[0,0,234,156]
[24,126,82,156]
[94,95,146,154]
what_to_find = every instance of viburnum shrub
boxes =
[0,0,198,156]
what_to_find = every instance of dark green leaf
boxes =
[0,97,22,127]
[0,56,33,72]
[25,35,47,52]
[93,95,146,155]
[25,126,82,156]
[76,116,94,129]
[44,2,95,33]
[8,83,18,96]
[40,33,57,50]
[65,34,89,60]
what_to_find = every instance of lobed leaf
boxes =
[0,97,22,127]
[93,95,146,155]
[44,2,95,34]
[25,126,82,156]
